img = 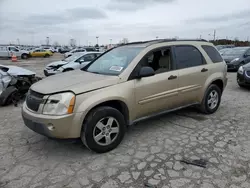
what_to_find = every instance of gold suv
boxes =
[22,39,228,153]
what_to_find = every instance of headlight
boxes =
[238,66,244,74]
[42,92,75,115]
[231,58,240,63]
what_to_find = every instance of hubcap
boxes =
[207,90,219,110]
[93,117,119,146]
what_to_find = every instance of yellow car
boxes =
[30,49,52,57]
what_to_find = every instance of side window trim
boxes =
[128,46,177,81]
[173,45,206,70]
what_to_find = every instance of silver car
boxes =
[44,52,102,76]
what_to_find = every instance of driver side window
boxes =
[140,48,173,74]
[245,49,250,56]
[83,54,96,62]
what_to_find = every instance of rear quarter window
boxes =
[202,45,223,63]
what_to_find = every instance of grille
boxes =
[26,90,44,112]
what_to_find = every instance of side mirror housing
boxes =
[137,66,155,78]
[79,59,85,63]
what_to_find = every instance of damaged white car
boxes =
[0,65,41,106]
[44,52,102,76]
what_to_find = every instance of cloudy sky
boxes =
[0,0,250,46]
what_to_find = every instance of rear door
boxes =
[244,49,250,64]
[173,45,210,106]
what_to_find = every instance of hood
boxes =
[46,60,68,67]
[0,64,35,76]
[31,70,120,94]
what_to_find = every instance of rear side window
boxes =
[175,46,204,69]
[202,45,223,63]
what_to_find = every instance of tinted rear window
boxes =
[202,45,223,63]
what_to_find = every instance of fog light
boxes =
[47,123,55,131]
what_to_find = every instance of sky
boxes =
[0,0,250,46]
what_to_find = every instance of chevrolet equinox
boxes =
[22,39,228,153]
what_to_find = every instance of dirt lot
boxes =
[0,55,250,188]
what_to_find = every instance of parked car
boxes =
[29,49,53,57]
[216,45,235,51]
[64,48,87,58]
[44,52,102,76]
[43,47,55,53]
[221,47,250,70]
[22,39,227,153]
[237,62,250,87]
[58,47,71,54]
[219,48,233,56]
[0,46,30,59]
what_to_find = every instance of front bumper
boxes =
[237,72,250,86]
[44,69,60,76]
[22,102,83,138]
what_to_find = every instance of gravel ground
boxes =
[0,55,250,188]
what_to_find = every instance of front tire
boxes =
[81,106,126,153]
[44,54,50,58]
[199,84,222,114]
[21,54,28,59]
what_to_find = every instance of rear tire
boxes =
[44,54,49,58]
[199,84,222,114]
[81,106,126,153]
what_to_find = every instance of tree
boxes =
[119,38,129,44]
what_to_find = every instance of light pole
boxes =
[110,39,112,45]
[96,36,99,46]
[17,38,20,46]
[156,36,159,40]
[46,37,50,46]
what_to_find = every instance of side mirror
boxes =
[137,66,155,78]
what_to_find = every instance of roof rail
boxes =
[119,38,208,46]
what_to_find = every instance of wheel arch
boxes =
[82,99,129,126]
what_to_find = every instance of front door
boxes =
[173,45,209,106]
[134,47,179,119]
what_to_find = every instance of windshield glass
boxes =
[63,53,83,62]
[223,48,248,56]
[85,46,144,75]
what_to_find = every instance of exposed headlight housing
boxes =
[231,58,240,63]
[238,66,244,74]
[42,92,75,115]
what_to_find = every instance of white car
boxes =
[64,48,87,58]
[0,46,30,59]
[44,52,102,76]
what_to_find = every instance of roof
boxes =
[119,39,208,47]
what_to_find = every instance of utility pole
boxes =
[96,36,99,45]
[213,30,216,41]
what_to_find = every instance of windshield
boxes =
[85,46,144,75]
[63,53,83,62]
[223,48,248,56]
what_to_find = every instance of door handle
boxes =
[168,75,177,80]
[201,68,208,72]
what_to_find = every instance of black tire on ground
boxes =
[21,54,28,59]
[81,106,126,153]
[44,54,50,58]
[238,83,246,88]
[199,84,222,114]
